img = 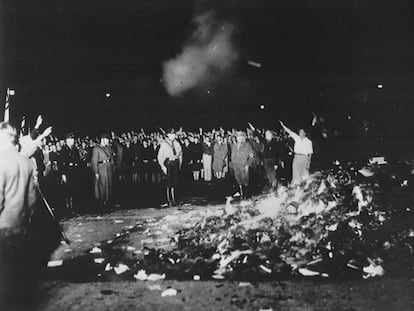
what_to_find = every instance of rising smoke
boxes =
[163,12,238,96]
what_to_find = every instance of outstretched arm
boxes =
[279,121,298,140]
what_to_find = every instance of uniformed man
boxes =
[263,130,280,190]
[91,134,114,210]
[249,131,264,187]
[157,129,182,207]
[59,133,81,214]
[230,131,255,199]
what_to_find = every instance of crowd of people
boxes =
[6,110,388,222]
[30,120,316,213]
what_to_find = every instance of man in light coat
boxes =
[0,122,38,308]
[230,131,255,198]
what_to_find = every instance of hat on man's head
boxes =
[65,132,75,139]
[166,128,176,135]
[100,133,110,139]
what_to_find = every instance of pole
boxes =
[4,88,10,122]
[38,188,71,244]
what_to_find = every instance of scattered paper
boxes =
[134,270,148,281]
[90,247,102,254]
[259,265,272,274]
[358,167,374,177]
[147,273,166,281]
[161,288,177,297]
[148,284,162,291]
[114,264,130,274]
[298,268,320,276]
[326,223,338,231]
[363,264,385,278]
[47,260,63,268]
[238,282,252,287]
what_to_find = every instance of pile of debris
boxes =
[134,161,414,280]
[48,161,414,282]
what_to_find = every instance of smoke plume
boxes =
[163,12,238,96]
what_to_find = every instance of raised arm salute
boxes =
[279,120,313,185]
[279,121,298,140]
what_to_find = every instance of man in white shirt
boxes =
[280,121,313,185]
[157,129,182,206]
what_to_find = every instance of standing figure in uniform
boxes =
[279,121,313,185]
[230,131,255,199]
[263,130,280,190]
[59,133,81,214]
[157,129,182,207]
[213,135,228,180]
[202,136,213,182]
[249,132,264,187]
[91,134,114,210]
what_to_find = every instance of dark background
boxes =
[1,0,414,136]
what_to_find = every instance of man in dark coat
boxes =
[59,132,81,214]
[263,130,280,190]
[0,122,38,308]
[249,132,265,187]
[91,134,114,210]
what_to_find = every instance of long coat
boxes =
[230,142,255,186]
[213,143,228,173]
[0,147,37,232]
[91,145,114,201]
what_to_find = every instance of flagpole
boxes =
[4,88,10,122]
[4,88,15,122]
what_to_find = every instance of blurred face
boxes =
[167,133,176,140]
[265,130,273,141]
[299,129,306,138]
[236,134,246,143]
[101,138,109,146]
[0,132,14,148]
[66,138,75,147]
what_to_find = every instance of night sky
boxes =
[1,0,414,135]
